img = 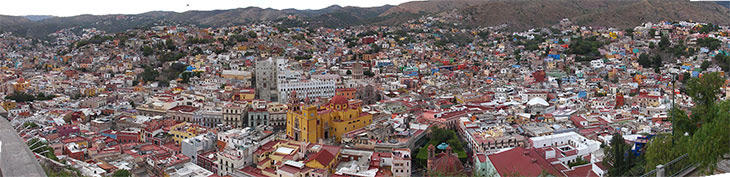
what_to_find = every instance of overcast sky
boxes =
[2,0,413,17]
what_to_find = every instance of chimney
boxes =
[531,158,537,163]
[523,150,529,156]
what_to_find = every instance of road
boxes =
[0,117,47,177]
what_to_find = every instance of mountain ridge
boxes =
[1,0,728,40]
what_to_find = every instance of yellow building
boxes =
[286,94,372,143]
[84,87,97,97]
[168,122,207,144]
[12,78,30,92]
[1,101,17,111]
[304,145,341,174]
[231,89,255,101]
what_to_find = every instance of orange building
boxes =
[335,88,356,100]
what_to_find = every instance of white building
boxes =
[165,162,215,177]
[390,148,412,177]
[181,132,217,164]
[216,126,275,176]
[278,79,336,103]
[530,132,600,166]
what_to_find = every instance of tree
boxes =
[568,156,590,167]
[648,42,655,49]
[658,35,670,50]
[248,31,257,38]
[158,52,185,62]
[346,70,352,75]
[364,70,375,77]
[638,53,651,68]
[644,72,730,175]
[645,134,688,172]
[165,38,176,50]
[5,92,37,102]
[697,37,722,51]
[565,36,603,58]
[699,23,719,34]
[624,28,634,38]
[129,101,136,108]
[604,133,633,176]
[142,45,154,56]
[689,102,730,174]
[112,169,131,177]
[138,66,159,82]
[686,72,723,111]
[701,60,711,71]
[24,122,38,129]
[652,54,662,70]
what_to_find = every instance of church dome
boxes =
[330,95,348,105]
[329,95,348,110]
[432,146,464,175]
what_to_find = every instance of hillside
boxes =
[390,0,730,31]
[1,0,729,40]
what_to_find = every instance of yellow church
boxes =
[286,92,373,143]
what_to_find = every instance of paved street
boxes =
[0,117,46,177]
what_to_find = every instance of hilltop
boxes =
[1,0,729,39]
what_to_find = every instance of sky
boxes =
[2,0,413,17]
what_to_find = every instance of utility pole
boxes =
[672,73,676,140]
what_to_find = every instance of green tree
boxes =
[697,37,722,51]
[652,54,662,70]
[645,72,730,175]
[142,45,154,56]
[686,72,723,111]
[346,70,352,75]
[568,156,590,167]
[604,133,633,176]
[165,38,176,50]
[699,23,719,34]
[645,134,688,172]
[364,70,375,77]
[24,122,38,128]
[713,54,730,72]
[138,66,159,82]
[565,36,603,58]
[624,28,634,38]
[658,35,670,50]
[638,53,651,68]
[701,60,711,71]
[5,92,37,102]
[112,169,131,177]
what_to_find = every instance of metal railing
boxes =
[665,154,692,177]
[641,154,695,177]
[640,168,658,177]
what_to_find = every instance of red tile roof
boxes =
[487,147,563,177]
[563,163,599,177]
[306,149,336,166]
[476,154,487,163]
[278,164,303,174]
[240,166,268,177]
[431,148,464,175]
